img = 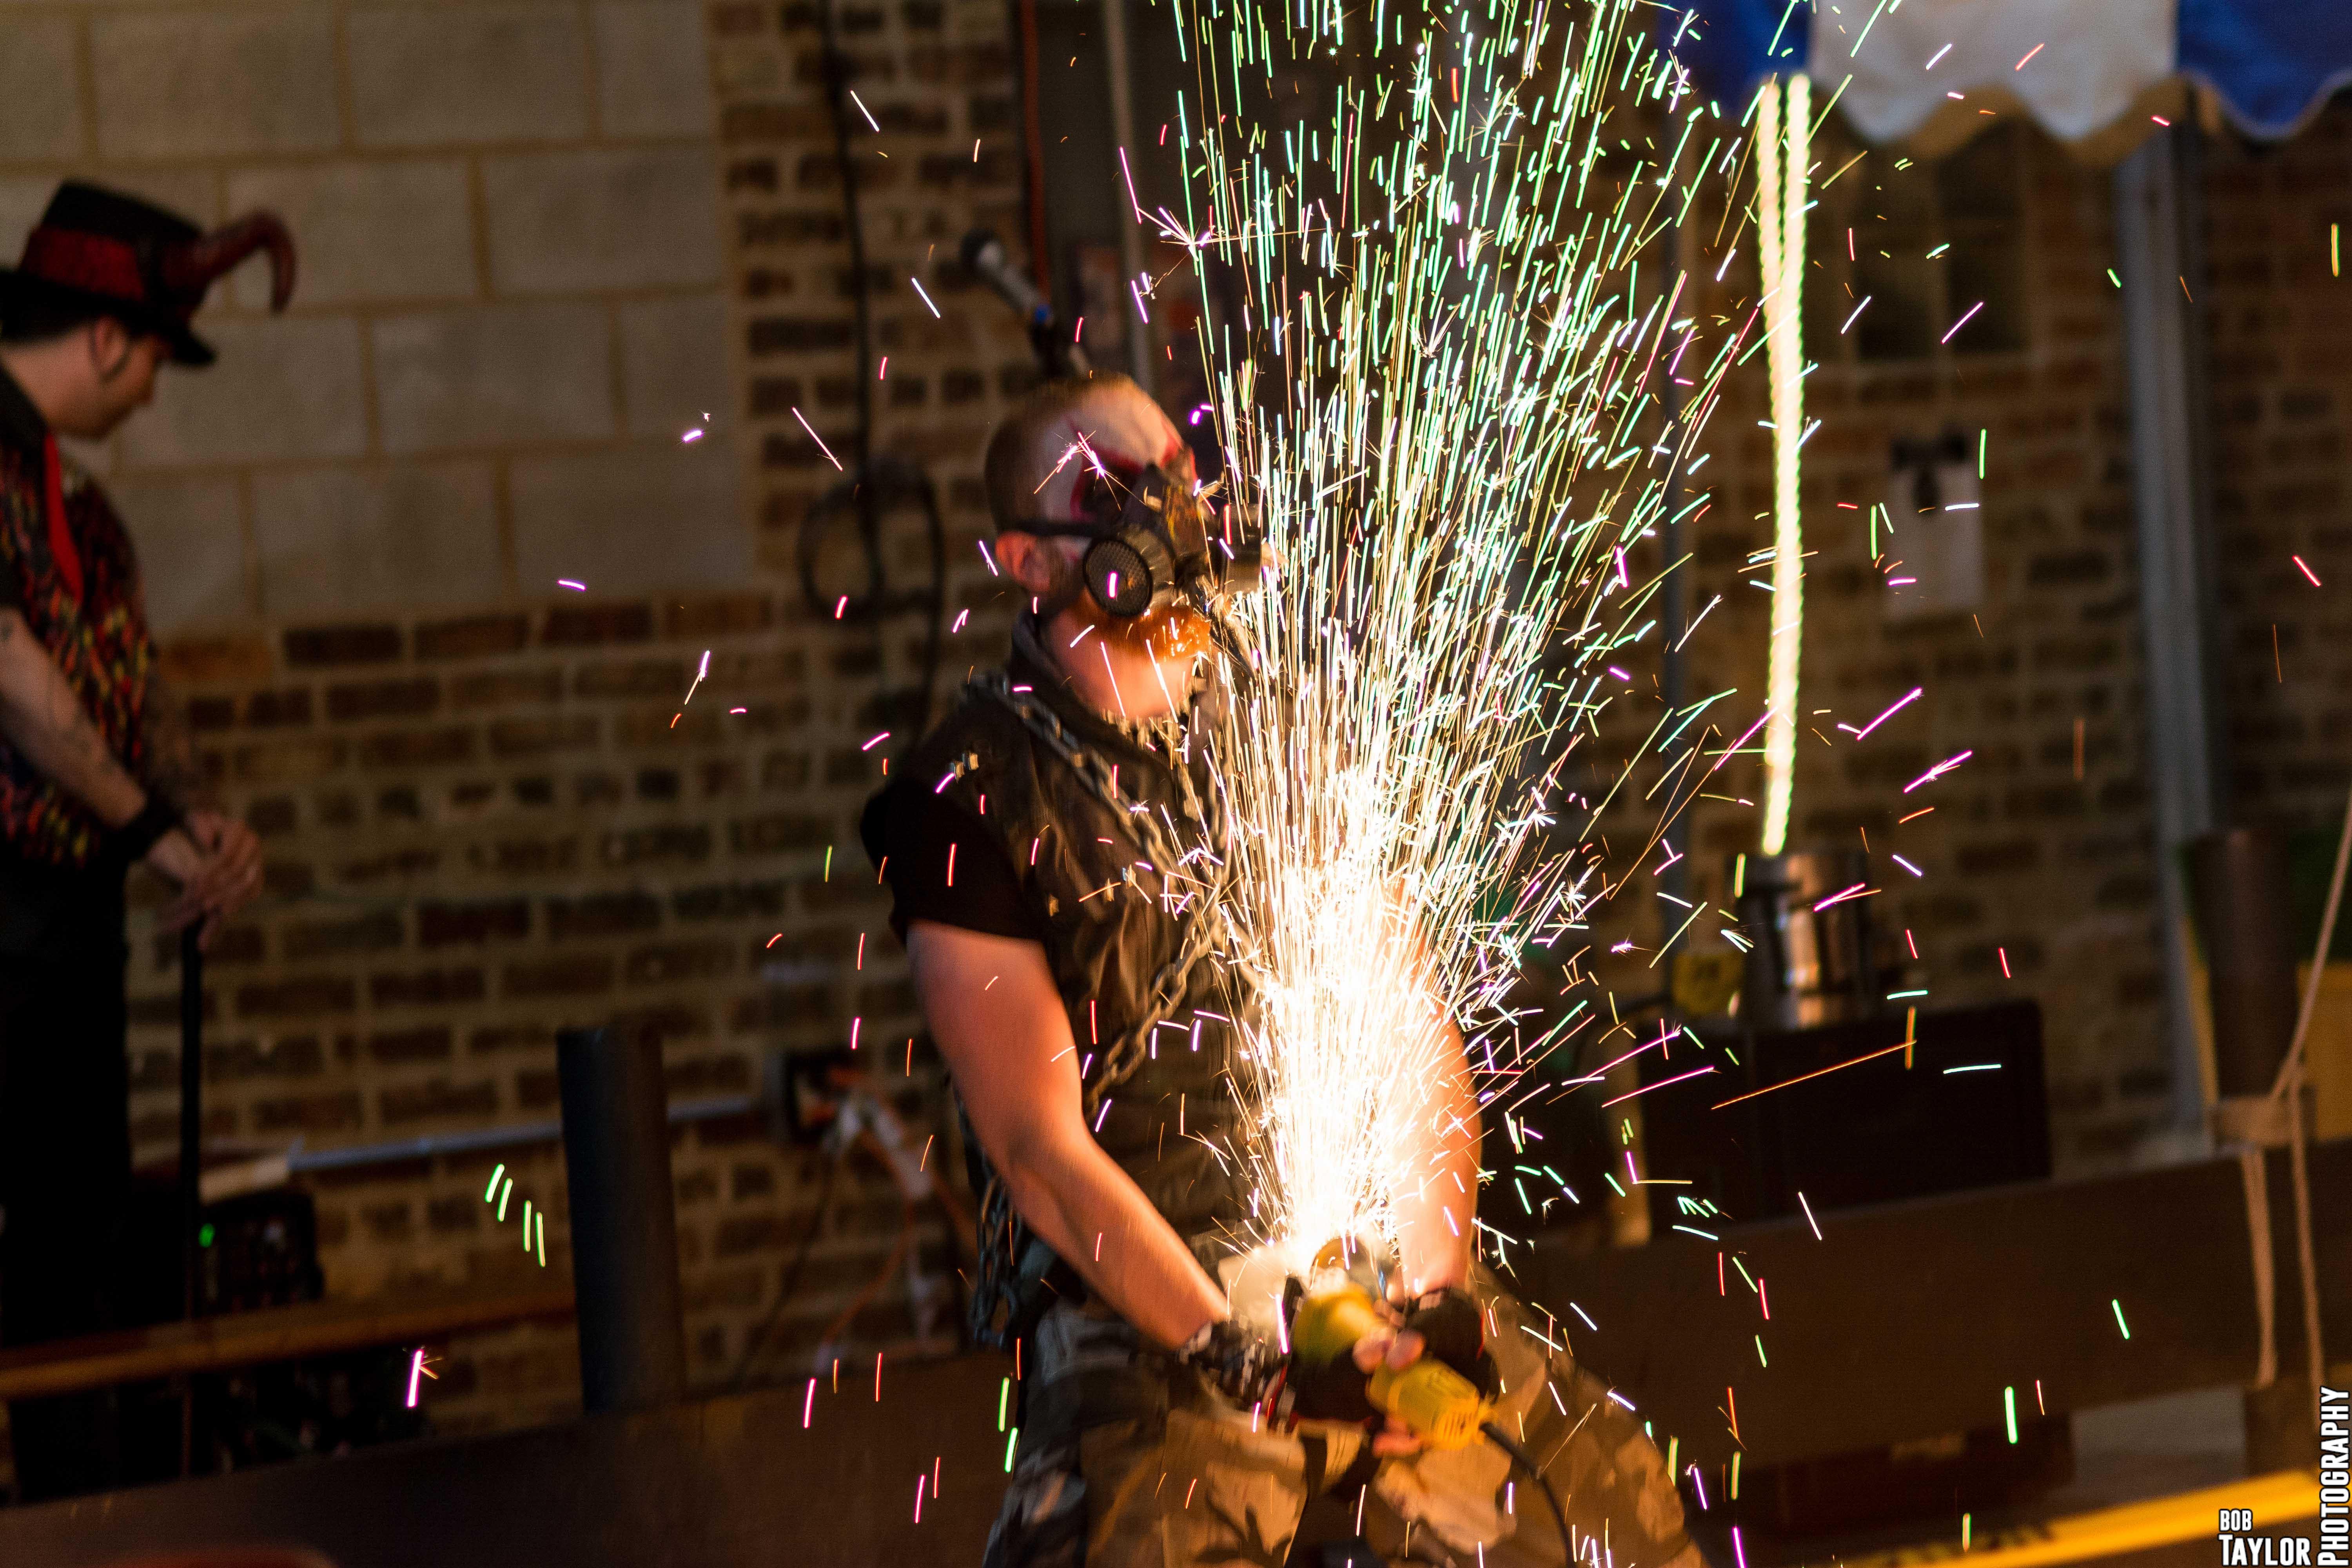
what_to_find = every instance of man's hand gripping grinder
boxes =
[1284,1279,1573,1558]
[1288,1285,1489,1449]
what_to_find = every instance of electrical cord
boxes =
[729,1149,845,1390]
[796,454,947,733]
[1481,1422,1574,1566]
[799,0,950,735]
[744,0,952,1367]
[811,1171,916,1352]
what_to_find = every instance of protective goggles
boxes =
[1013,459,1257,619]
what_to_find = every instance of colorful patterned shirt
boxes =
[0,364,158,876]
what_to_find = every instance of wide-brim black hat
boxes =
[0,181,296,367]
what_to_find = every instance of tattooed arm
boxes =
[0,607,244,932]
[0,606,147,826]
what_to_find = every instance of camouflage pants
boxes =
[982,1273,1701,1568]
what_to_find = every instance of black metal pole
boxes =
[1656,97,1694,966]
[178,924,203,1477]
[557,1027,687,1414]
[178,926,203,1321]
[1658,218,1691,945]
[2189,827,2299,1100]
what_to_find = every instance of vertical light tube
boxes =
[1758,75,1809,856]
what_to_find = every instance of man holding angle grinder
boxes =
[862,372,1698,1567]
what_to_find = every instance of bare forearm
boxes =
[0,612,145,826]
[1001,1133,1227,1350]
[906,922,1231,1350]
[1393,1031,1481,1295]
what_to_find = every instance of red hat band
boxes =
[18,227,155,314]
[15,211,296,327]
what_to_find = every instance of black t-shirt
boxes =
[860,783,1043,946]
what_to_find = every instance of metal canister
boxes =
[1733,849,1882,1029]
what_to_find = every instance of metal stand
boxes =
[179,927,203,1319]
[2188,828,2322,1471]
[177,925,203,1476]
[557,1027,687,1414]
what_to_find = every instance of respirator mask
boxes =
[1013,457,1262,621]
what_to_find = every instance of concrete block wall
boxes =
[0,0,746,631]
[0,0,1035,1460]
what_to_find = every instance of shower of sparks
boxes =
[1163,0,1747,1270]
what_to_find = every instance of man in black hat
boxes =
[0,181,292,1498]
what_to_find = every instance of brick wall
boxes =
[2206,114,2352,830]
[1595,108,2352,1175]
[0,0,1033,1454]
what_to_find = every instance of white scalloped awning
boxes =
[1664,0,2352,161]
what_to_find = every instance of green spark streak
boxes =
[1165,0,1744,1264]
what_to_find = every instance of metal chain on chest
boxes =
[956,668,1238,1349]
[967,668,1232,1104]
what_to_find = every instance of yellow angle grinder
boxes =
[1287,1283,1492,1450]
[1283,1279,1572,1559]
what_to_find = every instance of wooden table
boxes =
[0,1279,575,1403]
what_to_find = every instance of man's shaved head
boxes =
[982,372,1212,661]
[982,372,1185,535]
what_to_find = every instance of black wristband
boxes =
[112,795,183,863]
[1175,1318,1287,1410]
[1404,1287,1500,1399]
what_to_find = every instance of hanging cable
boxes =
[797,0,949,735]
[729,1149,846,1390]
[1481,1423,1574,1565]
[740,0,955,1384]
[1015,0,1052,299]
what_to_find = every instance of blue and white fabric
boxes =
[1662,0,2352,149]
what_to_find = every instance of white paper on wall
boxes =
[1884,450,1983,618]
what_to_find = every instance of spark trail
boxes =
[1161,0,1747,1270]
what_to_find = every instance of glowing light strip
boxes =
[1758,75,1810,856]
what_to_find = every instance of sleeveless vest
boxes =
[877,621,1259,1345]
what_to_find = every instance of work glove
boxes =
[1284,1335,1379,1425]
[1174,1317,1288,1411]
[1401,1286,1501,1401]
